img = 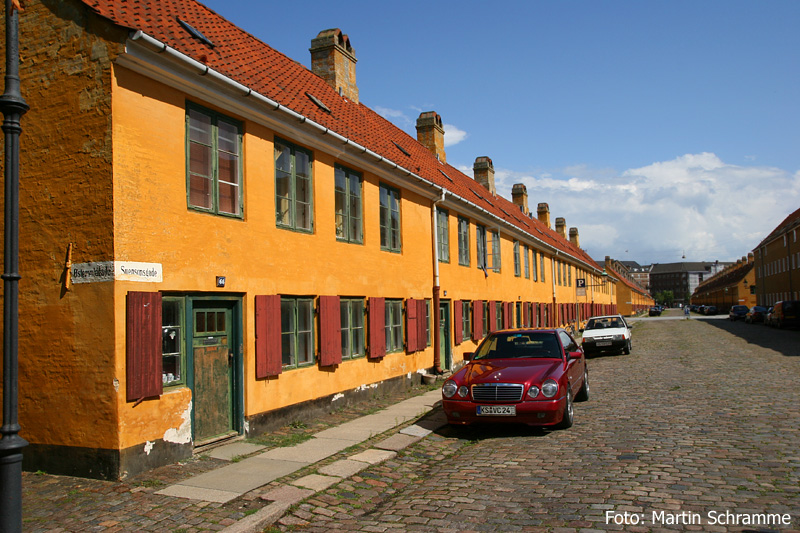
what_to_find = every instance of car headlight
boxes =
[442,380,458,398]
[582,337,594,343]
[527,385,540,398]
[541,379,559,398]
[613,334,623,341]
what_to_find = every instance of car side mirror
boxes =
[568,350,582,360]
[579,328,585,333]
[463,352,474,361]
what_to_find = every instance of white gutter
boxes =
[126,30,605,277]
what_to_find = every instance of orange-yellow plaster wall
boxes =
[110,66,436,447]
[3,0,128,450]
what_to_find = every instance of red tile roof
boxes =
[81,0,602,271]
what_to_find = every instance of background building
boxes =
[691,255,757,312]
[753,206,800,306]
[649,262,731,306]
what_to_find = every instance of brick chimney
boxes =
[555,217,567,239]
[473,156,496,196]
[416,111,446,163]
[511,184,529,215]
[537,203,551,228]
[310,29,359,103]
[569,227,580,248]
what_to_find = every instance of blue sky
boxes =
[200,0,800,265]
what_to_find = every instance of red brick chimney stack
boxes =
[512,183,529,215]
[310,29,359,103]
[473,156,496,196]
[416,111,446,163]
[537,203,551,229]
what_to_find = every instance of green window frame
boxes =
[281,297,315,369]
[513,241,521,277]
[540,252,546,282]
[340,298,365,359]
[458,217,470,266]
[437,208,449,263]
[533,250,538,281]
[380,184,402,252]
[186,104,243,217]
[275,138,313,232]
[495,302,504,331]
[524,245,530,279]
[462,301,472,342]
[482,301,489,338]
[335,165,363,243]
[477,225,487,271]
[425,299,432,347]
[161,297,185,387]
[385,299,404,353]
[491,231,501,273]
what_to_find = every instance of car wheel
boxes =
[623,339,631,355]
[557,389,574,429]
[575,369,589,402]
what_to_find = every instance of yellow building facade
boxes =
[4,0,617,478]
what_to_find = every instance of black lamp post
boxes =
[0,1,28,531]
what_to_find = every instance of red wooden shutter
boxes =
[523,302,529,327]
[488,301,497,332]
[126,291,163,402]
[319,296,342,366]
[406,298,418,353]
[504,302,512,329]
[417,299,427,349]
[472,300,483,341]
[255,295,282,378]
[368,297,386,359]
[454,300,463,345]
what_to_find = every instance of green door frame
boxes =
[439,300,452,371]
[183,294,243,443]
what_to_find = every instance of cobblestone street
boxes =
[274,315,800,532]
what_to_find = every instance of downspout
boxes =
[551,252,558,327]
[431,191,446,374]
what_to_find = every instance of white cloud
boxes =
[443,124,467,147]
[492,153,800,265]
[374,106,413,129]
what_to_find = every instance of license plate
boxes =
[477,405,516,416]
[596,341,612,346]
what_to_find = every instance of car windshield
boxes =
[473,331,562,360]
[585,317,623,330]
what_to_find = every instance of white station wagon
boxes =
[580,315,631,356]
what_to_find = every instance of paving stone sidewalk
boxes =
[20,383,443,532]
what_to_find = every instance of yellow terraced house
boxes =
[2,0,617,479]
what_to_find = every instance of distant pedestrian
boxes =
[685,305,690,319]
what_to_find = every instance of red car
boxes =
[442,328,589,429]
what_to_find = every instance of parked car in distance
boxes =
[765,307,775,326]
[745,306,768,324]
[442,329,588,429]
[580,315,632,356]
[649,306,661,316]
[704,305,718,315]
[768,301,800,329]
[728,305,749,321]
[697,305,706,314]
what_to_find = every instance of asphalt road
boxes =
[273,314,800,531]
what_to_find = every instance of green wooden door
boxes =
[192,304,234,443]
[439,301,451,371]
